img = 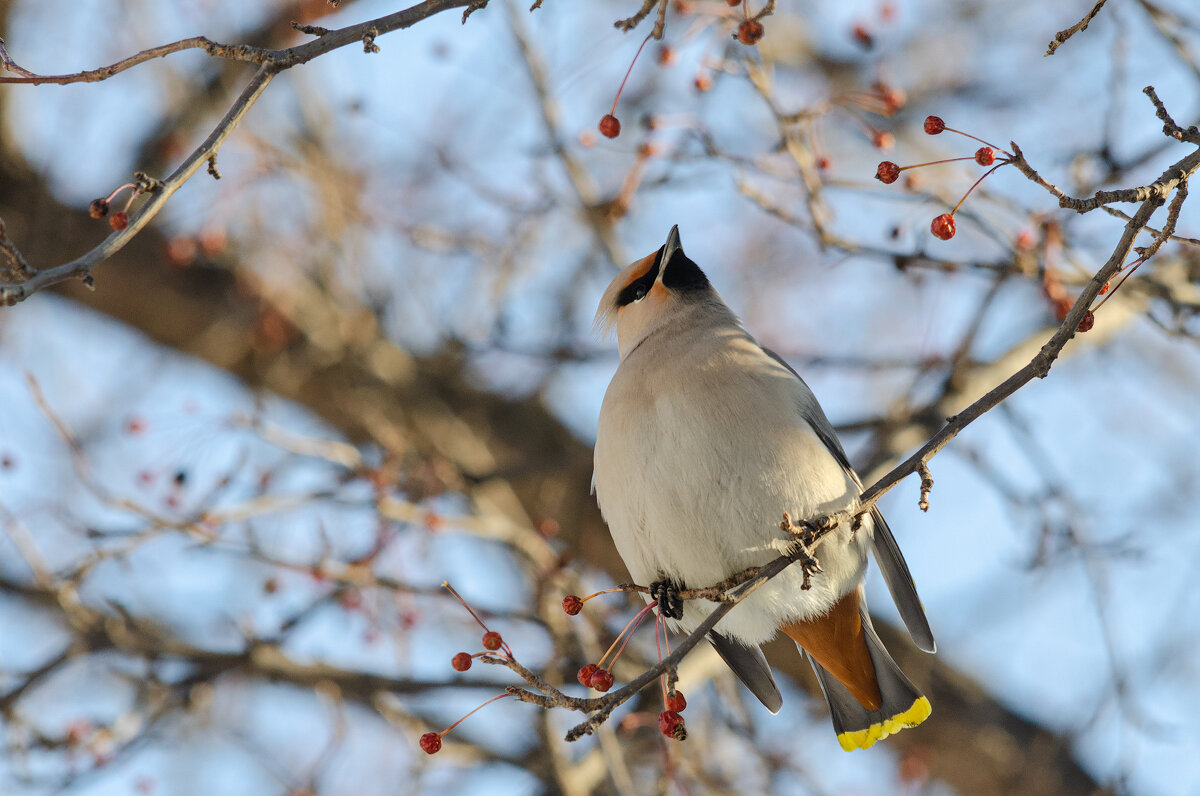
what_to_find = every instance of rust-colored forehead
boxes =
[594,249,660,335]
[615,251,658,292]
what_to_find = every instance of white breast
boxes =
[593,317,871,645]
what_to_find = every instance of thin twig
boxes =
[0,217,32,279]
[0,35,274,85]
[1045,0,1110,56]
[0,0,477,305]
[615,0,665,33]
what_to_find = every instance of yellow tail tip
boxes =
[836,696,932,752]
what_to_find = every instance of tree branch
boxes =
[1045,0,1109,56]
[0,0,478,305]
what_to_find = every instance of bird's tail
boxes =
[804,606,930,751]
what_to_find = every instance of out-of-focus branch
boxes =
[0,59,273,305]
[863,133,1197,513]
[0,35,274,84]
[0,216,32,280]
[0,0,477,305]
[1045,0,1110,56]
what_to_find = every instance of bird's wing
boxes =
[708,632,782,714]
[760,346,935,653]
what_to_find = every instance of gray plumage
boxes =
[593,226,934,744]
[708,632,783,714]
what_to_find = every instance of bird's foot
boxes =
[649,579,685,620]
[780,512,826,590]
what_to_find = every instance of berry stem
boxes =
[103,183,137,204]
[610,34,654,116]
[598,600,658,669]
[607,602,658,669]
[1091,256,1145,312]
[442,581,492,634]
[950,159,1010,215]
[580,587,626,603]
[656,615,668,704]
[943,126,1011,158]
[900,156,978,172]
[121,188,142,214]
[437,692,512,739]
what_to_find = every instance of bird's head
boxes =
[595,225,713,359]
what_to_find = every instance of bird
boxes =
[592,225,935,751]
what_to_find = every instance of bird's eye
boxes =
[632,285,648,301]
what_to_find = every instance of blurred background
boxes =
[1,0,1199,793]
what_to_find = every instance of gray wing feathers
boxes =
[870,509,936,652]
[708,633,782,714]
[761,345,935,653]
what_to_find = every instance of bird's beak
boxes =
[658,225,682,281]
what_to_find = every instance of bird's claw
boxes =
[781,512,826,590]
[649,579,685,620]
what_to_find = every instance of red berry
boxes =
[666,691,687,712]
[1077,309,1095,333]
[924,115,946,135]
[562,595,583,615]
[577,663,599,687]
[110,211,129,231]
[975,147,995,166]
[1,454,13,470]
[589,668,614,692]
[656,46,675,67]
[482,631,503,651]
[871,130,894,149]
[930,213,956,240]
[875,161,900,184]
[89,198,109,218]
[694,73,713,92]
[419,732,442,754]
[599,114,621,139]
[452,652,472,671]
[737,19,764,45]
[658,710,686,739]
[852,24,874,48]
[816,156,831,170]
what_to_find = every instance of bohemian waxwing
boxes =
[592,225,935,751]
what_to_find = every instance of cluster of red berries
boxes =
[422,584,517,755]
[576,662,615,691]
[563,589,689,740]
[658,688,688,740]
[598,4,768,139]
[89,183,143,231]
[875,115,1013,241]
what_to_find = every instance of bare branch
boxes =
[0,35,274,85]
[0,0,478,305]
[1144,85,1200,144]
[0,216,32,280]
[0,65,275,305]
[1045,0,1109,56]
